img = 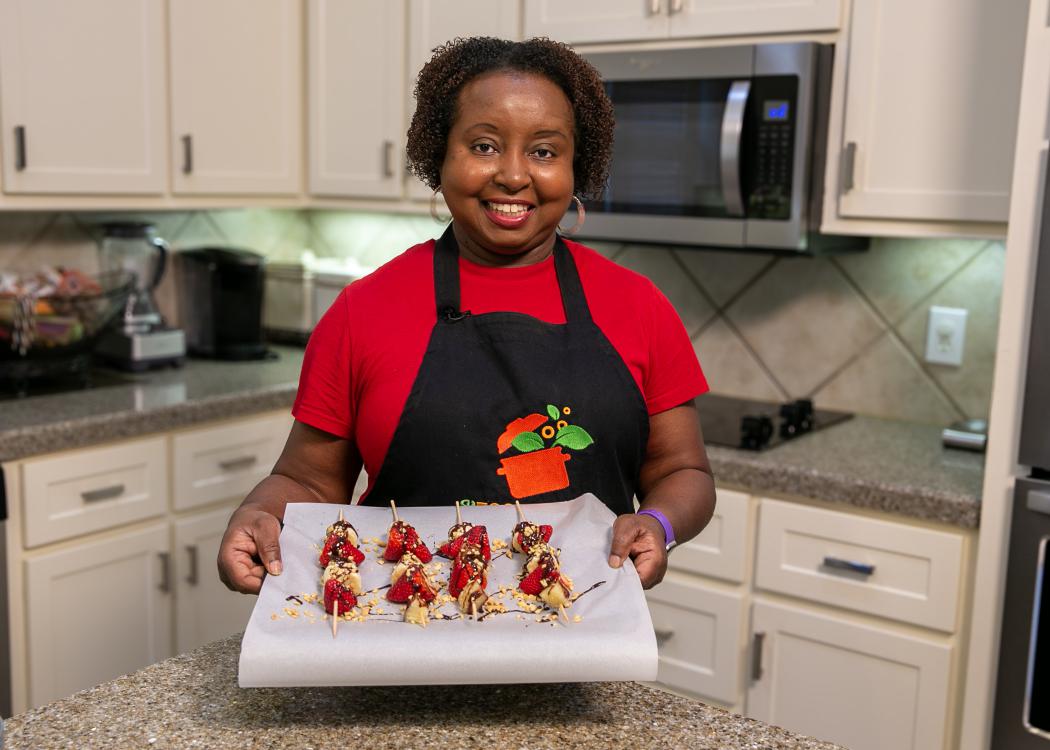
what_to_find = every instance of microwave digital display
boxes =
[763,101,790,121]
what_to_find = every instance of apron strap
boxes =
[432,224,593,326]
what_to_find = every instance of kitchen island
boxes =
[1,633,845,749]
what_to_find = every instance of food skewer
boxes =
[332,599,339,638]
[390,499,399,523]
[515,499,526,523]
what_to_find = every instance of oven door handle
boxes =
[720,80,751,218]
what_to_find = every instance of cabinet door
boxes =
[174,506,256,654]
[405,0,520,200]
[524,0,668,45]
[836,0,1027,223]
[668,488,750,583]
[646,576,747,705]
[0,0,166,194]
[308,0,405,198]
[747,599,952,750]
[169,0,302,195]
[669,0,840,38]
[24,523,172,708]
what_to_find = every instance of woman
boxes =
[218,37,715,594]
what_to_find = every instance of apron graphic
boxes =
[495,404,595,499]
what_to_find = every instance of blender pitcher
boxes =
[98,222,168,333]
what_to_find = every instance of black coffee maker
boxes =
[175,247,270,360]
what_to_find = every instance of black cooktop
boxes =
[696,394,853,451]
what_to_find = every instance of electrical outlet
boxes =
[925,306,967,366]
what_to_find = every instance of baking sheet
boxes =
[238,494,658,687]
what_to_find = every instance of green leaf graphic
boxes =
[512,431,545,453]
[553,425,594,451]
[546,404,560,420]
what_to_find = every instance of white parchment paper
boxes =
[238,494,658,687]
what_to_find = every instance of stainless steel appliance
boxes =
[992,136,1050,748]
[578,43,866,254]
[94,222,185,370]
[263,264,357,345]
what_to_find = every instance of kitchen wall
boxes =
[0,210,1001,424]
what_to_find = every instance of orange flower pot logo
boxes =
[495,404,594,499]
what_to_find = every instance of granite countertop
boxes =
[2,634,846,750]
[0,347,983,528]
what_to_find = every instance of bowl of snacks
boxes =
[0,267,135,362]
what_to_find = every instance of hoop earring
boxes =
[430,188,451,224]
[557,196,586,236]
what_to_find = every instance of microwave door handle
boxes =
[720,80,751,217]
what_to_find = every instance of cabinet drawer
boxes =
[668,488,750,582]
[22,437,167,548]
[646,576,746,704]
[755,499,964,632]
[172,412,290,511]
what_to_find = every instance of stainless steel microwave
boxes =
[577,43,863,253]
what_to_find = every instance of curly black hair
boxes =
[406,37,615,201]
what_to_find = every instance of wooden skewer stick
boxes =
[390,499,399,523]
[332,599,339,638]
[515,500,526,523]
[338,508,345,523]
[455,502,462,525]
[559,604,569,624]
[421,606,428,629]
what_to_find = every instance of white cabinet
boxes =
[0,0,166,195]
[405,0,521,199]
[308,0,406,198]
[174,506,257,654]
[747,599,953,750]
[646,574,747,704]
[833,0,1027,224]
[169,0,302,195]
[24,523,173,708]
[524,0,840,45]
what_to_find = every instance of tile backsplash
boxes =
[0,209,1002,425]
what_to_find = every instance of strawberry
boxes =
[411,540,432,563]
[323,578,357,614]
[384,521,409,561]
[519,565,545,595]
[387,574,415,603]
[449,562,470,598]
[465,525,491,561]
[539,524,553,544]
[320,535,366,567]
[410,567,437,602]
[438,534,466,560]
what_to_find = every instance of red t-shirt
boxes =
[293,238,708,498]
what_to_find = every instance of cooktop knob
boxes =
[779,399,814,438]
[740,414,774,450]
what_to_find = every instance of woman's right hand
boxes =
[217,506,284,594]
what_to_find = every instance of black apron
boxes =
[362,226,649,516]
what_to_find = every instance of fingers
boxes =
[631,546,668,589]
[608,515,642,569]
[251,513,284,576]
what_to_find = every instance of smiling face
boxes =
[439,71,576,267]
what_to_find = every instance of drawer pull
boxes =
[219,455,257,471]
[822,556,875,576]
[186,545,199,586]
[80,484,125,502]
[14,125,26,170]
[654,628,674,645]
[751,631,766,681]
[158,552,171,594]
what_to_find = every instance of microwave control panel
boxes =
[744,76,798,220]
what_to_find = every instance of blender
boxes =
[94,222,185,370]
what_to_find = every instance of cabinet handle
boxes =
[841,141,857,192]
[822,556,875,576]
[654,628,674,645]
[158,552,171,593]
[186,545,199,586]
[181,134,193,174]
[219,455,257,471]
[14,125,26,171]
[647,0,662,15]
[81,484,125,502]
[669,0,683,13]
[751,631,766,681]
[383,140,394,178]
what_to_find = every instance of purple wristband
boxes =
[637,509,676,548]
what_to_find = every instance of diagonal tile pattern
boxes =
[0,209,1002,425]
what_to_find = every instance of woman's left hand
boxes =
[608,513,668,589]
